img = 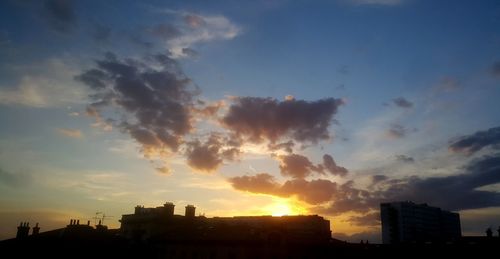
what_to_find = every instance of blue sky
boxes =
[1,0,500,242]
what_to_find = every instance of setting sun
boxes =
[264,199,307,216]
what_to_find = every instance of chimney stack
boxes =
[16,222,30,239]
[185,205,196,218]
[32,223,40,235]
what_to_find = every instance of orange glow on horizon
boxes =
[263,198,308,216]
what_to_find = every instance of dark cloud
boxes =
[491,61,500,77]
[280,178,339,204]
[229,153,500,217]
[76,52,197,155]
[391,97,413,108]
[186,140,222,172]
[185,133,240,172]
[221,97,344,144]
[43,0,76,33]
[278,153,348,179]
[347,211,380,227]
[379,154,500,211]
[386,124,410,139]
[228,174,338,205]
[395,154,414,163]
[186,132,240,172]
[278,154,322,179]
[449,126,500,155]
[322,154,348,176]
[371,174,388,185]
[228,173,280,194]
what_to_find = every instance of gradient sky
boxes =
[1,0,500,242]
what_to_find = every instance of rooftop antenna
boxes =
[93,212,102,226]
[101,213,114,225]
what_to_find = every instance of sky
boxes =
[1,0,500,242]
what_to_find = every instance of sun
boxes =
[265,198,307,216]
[269,203,293,216]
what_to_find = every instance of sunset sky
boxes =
[1,0,500,242]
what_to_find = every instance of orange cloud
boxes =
[57,128,82,138]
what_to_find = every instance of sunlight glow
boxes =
[264,198,307,216]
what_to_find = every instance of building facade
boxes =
[380,201,461,244]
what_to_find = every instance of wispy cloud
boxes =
[156,9,241,58]
[0,58,87,108]
[57,128,82,138]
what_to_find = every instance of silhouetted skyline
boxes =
[1,0,500,243]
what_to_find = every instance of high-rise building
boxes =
[380,201,461,244]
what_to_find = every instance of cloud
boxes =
[377,154,500,211]
[322,154,349,176]
[391,97,413,108]
[181,48,199,58]
[277,153,348,178]
[75,52,197,156]
[43,0,76,33]
[228,173,280,194]
[155,166,171,175]
[186,135,223,172]
[491,61,500,77]
[157,10,240,58]
[347,211,380,227]
[346,0,404,6]
[228,174,339,205]
[229,153,500,217]
[370,174,388,185]
[395,154,414,163]
[221,97,344,144]
[268,140,295,153]
[449,126,500,155]
[57,128,82,138]
[0,58,87,108]
[278,154,323,179]
[185,133,241,172]
[385,124,409,139]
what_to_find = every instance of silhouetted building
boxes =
[120,202,331,245]
[381,201,461,244]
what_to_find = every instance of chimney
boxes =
[185,205,196,218]
[16,222,30,239]
[164,202,175,216]
[32,223,40,235]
